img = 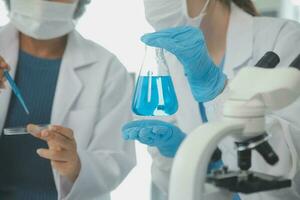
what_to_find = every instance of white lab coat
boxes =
[0,24,136,200]
[143,1,300,199]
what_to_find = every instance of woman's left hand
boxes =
[27,124,81,183]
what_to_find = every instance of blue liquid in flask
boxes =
[132,75,178,116]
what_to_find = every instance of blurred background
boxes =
[0,0,300,199]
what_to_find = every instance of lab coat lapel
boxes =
[50,31,97,125]
[0,24,19,132]
[51,31,100,197]
[224,3,254,78]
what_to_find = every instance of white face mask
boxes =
[9,0,78,40]
[183,0,210,27]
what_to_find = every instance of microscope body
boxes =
[169,54,300,200]
[224,66,300,140]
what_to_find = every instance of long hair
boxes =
[220,0,259,16]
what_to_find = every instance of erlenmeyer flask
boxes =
[132,45,178,116]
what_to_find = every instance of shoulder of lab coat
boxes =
[252,16,300,66]
[207,12,300,121]
[50,31,137,199]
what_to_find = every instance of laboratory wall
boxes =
[0,0,300,200]
[280,0,300,20]
[254,0,300,20]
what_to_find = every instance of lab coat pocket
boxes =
[64,107,98,148]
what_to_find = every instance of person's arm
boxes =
[58,58,136,199]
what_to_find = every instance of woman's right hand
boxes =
[141,26,227,102]
[0,56,10,90]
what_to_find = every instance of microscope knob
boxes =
[255,141,279,165]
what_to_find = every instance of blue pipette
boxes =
[3,70,30,115]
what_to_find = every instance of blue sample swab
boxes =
[3,70,30,115]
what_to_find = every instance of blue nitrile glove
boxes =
[141,26,227,102]
[122,120,186,157]
[208,160,224,173]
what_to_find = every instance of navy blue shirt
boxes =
[0,50,61,199]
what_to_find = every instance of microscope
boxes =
[168,52,300,200]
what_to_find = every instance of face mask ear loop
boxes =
[184,0,211,27]
[200,0,211,16]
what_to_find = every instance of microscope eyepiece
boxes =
[255,51,280,69]
[255,141,279,165]
[290,54,300,70]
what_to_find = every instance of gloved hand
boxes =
[122,120,186,157]
[141,26,227,102]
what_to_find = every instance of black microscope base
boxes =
[207,171,291,194]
